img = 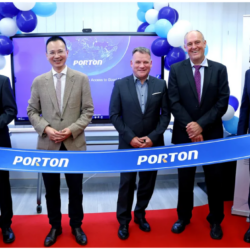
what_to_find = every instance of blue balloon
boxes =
[229,96,239,112]
[165,47,186,68]
[16,30,22,35]
[0,3,19,18]
[155,19,172,38]
[151,38,172,57]
[16,11,37,33]
[0,36,13,55]
[137,9,146,22]
[32,2,57,17]
[145,24,156,32]
[158,6,176,25]
[172,8,179,23]
[137,2,154,12]
[223,116,239,135]
[137,22,149,32]
[156,74,162,79]
[164,59,171,71]
[205,45,208,56]
[0,13,4,21]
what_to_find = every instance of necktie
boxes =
[55,73,63,112]
[193,65,202,103]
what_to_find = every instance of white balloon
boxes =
[145,9,159,25]
[13,2,36,11]
[0,56,6,70]
[174,20,193,34]
[222,105,235,121]
[154,2,169,11]
[167,27,186,47]
[0,18,18,37]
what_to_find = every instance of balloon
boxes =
[158,6,176,25]
[156,74,162,79]
[154,2,169,11]
[164,58,170,71]
[13,2,36,11]
[137,22,149,32]
[174,20,193,33]
[137,9,146,22]
[172,8,179,23]
[222,105,235,121]
[151,37,172,57]
[145,24,155,32]
[0,36,13,55]
[0,55,6,69]
[137,2,154,12]
[16,10,37,33]
[155,19,172,38]
[223,116,239,135]
[16,30,22,34]
[167,26,186,47]
[145,9,159,25]
[0,13,4,21]
[32,2,57,17]
[165,47,186,67]
[0,18,18,37]
[205,45,208,56]
[0,3,19,18]
[229,96,239,112]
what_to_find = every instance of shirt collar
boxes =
[190,57,208,68]
[133,74,149,83]
[52,66,68,76]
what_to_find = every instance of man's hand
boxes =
[139,136,153,148]
[44,126,64,143]
[191,134,204,142]
[130,137,144,148]
[186,122,203,138]
[54,128,72,143]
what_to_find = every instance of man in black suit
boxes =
[168,30,229,239]
[0,75,17,244]
[109,47,170,240]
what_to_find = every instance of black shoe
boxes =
[171,220,190,234]
[244,228,250,243]
[210,224,223,240]
[2,227,15,244]
[118,224,129,240]
[72,228,87,246]
[44,228,62,247]
[134,217,151,232]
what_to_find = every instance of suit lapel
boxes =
[128,75,142,114]
[200,60,212,106]
[144,76,154,113]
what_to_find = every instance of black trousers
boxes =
[117,170,157,225]
[177,164,224,225]
[0,170,13,229]
[42,143,83,229]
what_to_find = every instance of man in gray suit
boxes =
[27,36,94,247]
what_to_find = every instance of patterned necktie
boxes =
[55,73,63,112]
[193,65,202,103]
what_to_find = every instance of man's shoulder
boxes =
[207,59,226,69]
[33,71,51,83]
[67,67,88,78]
[114,75,132,85]
[149,75,165,84]
[170,59,189,70]
[0,74,9,82]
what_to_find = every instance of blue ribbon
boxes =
[0,135,249,173]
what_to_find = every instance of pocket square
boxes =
[152,92,161,95]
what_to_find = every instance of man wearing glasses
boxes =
[27,36,94,247]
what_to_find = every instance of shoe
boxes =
[72,228,87,246]
[118,224,129,240]
[134,217,151,232]
[44,228,62,247]
[2,227,15,244]
[171,220,190,234]
[210,224,223,240]
[244,227,250,243]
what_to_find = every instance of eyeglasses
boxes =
[47,50,66,56]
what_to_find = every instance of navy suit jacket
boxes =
[109,75,170,149]
[238,69,250,135]
[0,75,17,148]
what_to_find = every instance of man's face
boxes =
[46,40,68,72]
[130,52,152,80]
[184,31,206,65]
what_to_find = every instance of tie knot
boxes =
[56,73,63,79]
[193,65,202,71]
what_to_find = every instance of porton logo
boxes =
[137,150,198,165]
[13,157,69,168]
[73,60,103,66]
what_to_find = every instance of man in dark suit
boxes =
[109,47,170,240]
[237,69,250,243]
[168,30,229,239]
[0,75,17,244]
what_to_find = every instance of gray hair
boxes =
[132,47,151,57]
[184,30,205,42]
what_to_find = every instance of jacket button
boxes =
[61,118,63,121]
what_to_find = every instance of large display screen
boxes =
[11,33,164,125]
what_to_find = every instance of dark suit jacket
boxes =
[168,59,229,144]
[0,75,17,148]
[238,69,250,135]
[109,75,170,149]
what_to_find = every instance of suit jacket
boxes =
[0,75,17,148]
[237,69,250,135]
[109,75,170,149]
[27,67,94,151]
[168,59,230,144]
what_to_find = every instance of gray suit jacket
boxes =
[27,67,94,151]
